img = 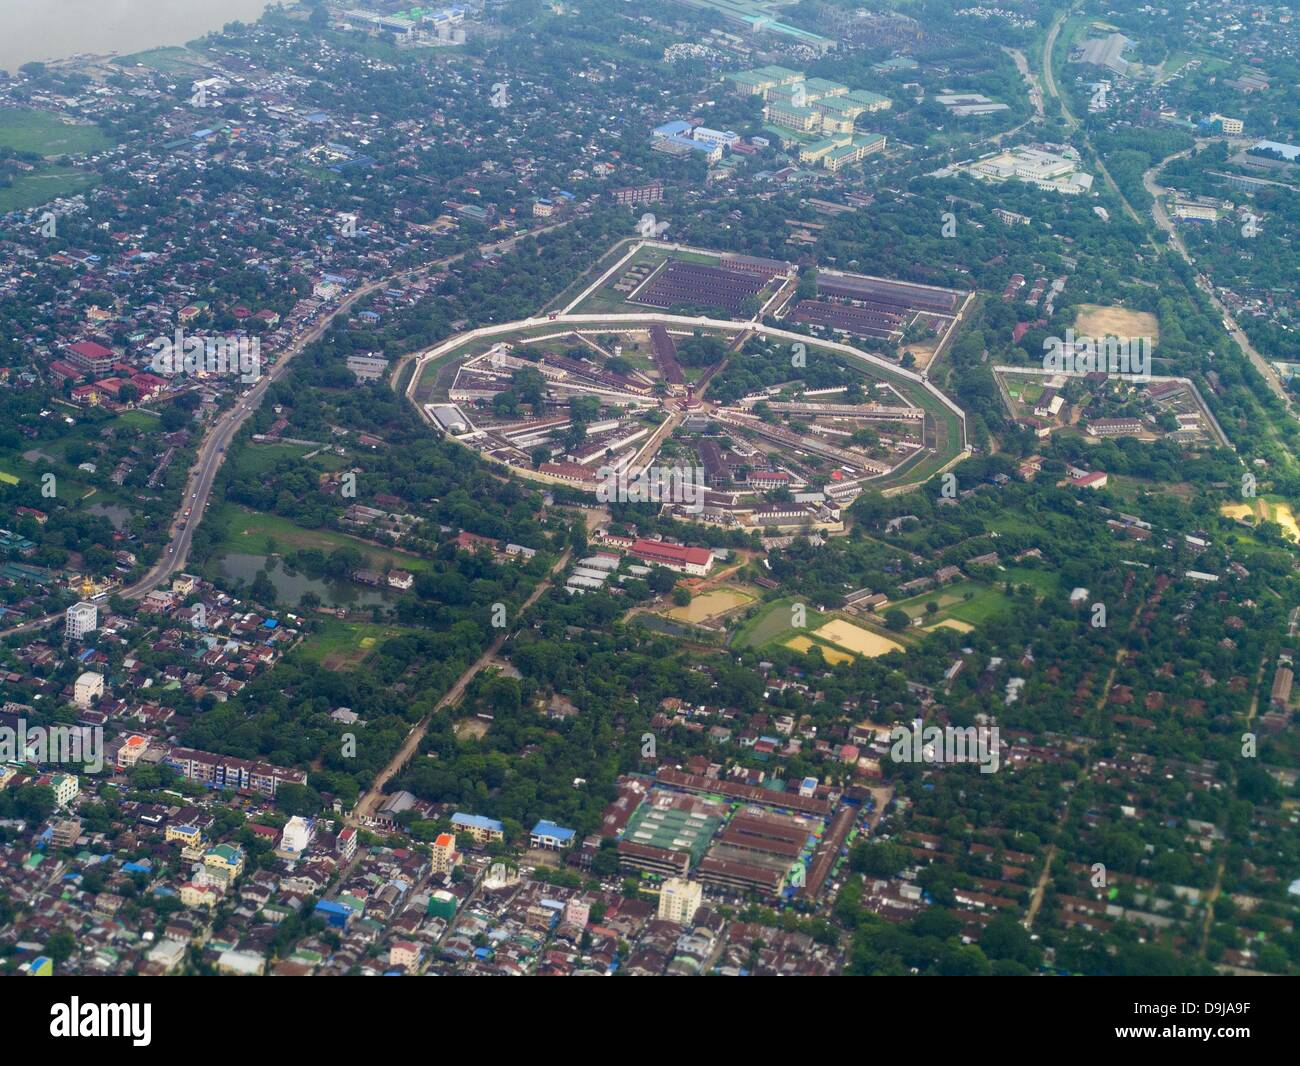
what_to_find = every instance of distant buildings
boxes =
[64,340,115,376]
[431,831,459,874]
[1271,665,1293,709]
[277,816,314,859]
[346,354,389,383]
[49,773,78,808]
[726,64,804,97]
[966,146,1094,195]
[726,67,890,174]
[612,180,665,206]
[1087,417,1144,438]
[1209,113,1244,135]
[680,1,834,53]
[934,93,1009,117]
[799,133,886,172]
[1173,200,1219,222]
[1070,470,1109,490]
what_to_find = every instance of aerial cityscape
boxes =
[0,0,1297,1005]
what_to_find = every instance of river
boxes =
[0,0,273,73]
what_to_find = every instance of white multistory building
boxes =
[65,601,98,641]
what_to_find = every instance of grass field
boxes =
[734,597,908,660]
[0,167,98,212]
[114,410,160,430]
[732,596,832,649]
[296,619,415,671]
[215,505,433,571]
[0,108,111,156]
[889,577,1027,628]
[118,47,211,75]
[999,566,1060,596]
[231,442,316,477]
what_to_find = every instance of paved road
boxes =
[1143,150,1292,408]
[1041,10,1075,128]
[1,219,581,641]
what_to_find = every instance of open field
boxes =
[1074,304,1160,343]
[0,108,111,156]
[296,619,414,671]
[785,635,854,664]
[891,582,983,619]
[889,576,1032,628]
[1221,502,1255,521]
[814,618,904,657]
[666,586,755,623]
[0,166,98,212]
[926,618,974,633]
[231,442,316,477]
[215,505,432,571]
[1222,497,1300,542]
[118,47,211,75]
[1000,566,1060,596]
[732,596,831,649]
[455,718,491,740]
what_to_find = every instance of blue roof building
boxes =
[451,812,505,844]
[314,899,353,929]
[529,820,576,850]
[653,119,693,138]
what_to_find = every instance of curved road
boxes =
[1041,9,1075,128]
[1,219,582,640]
[1036,12,1293,432]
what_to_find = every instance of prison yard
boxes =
[401,240,971,541]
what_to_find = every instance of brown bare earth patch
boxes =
[1074,304,1160,343]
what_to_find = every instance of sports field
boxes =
[0,108,111,156]
[1074,304,1159,344]
[814,619,904,657]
